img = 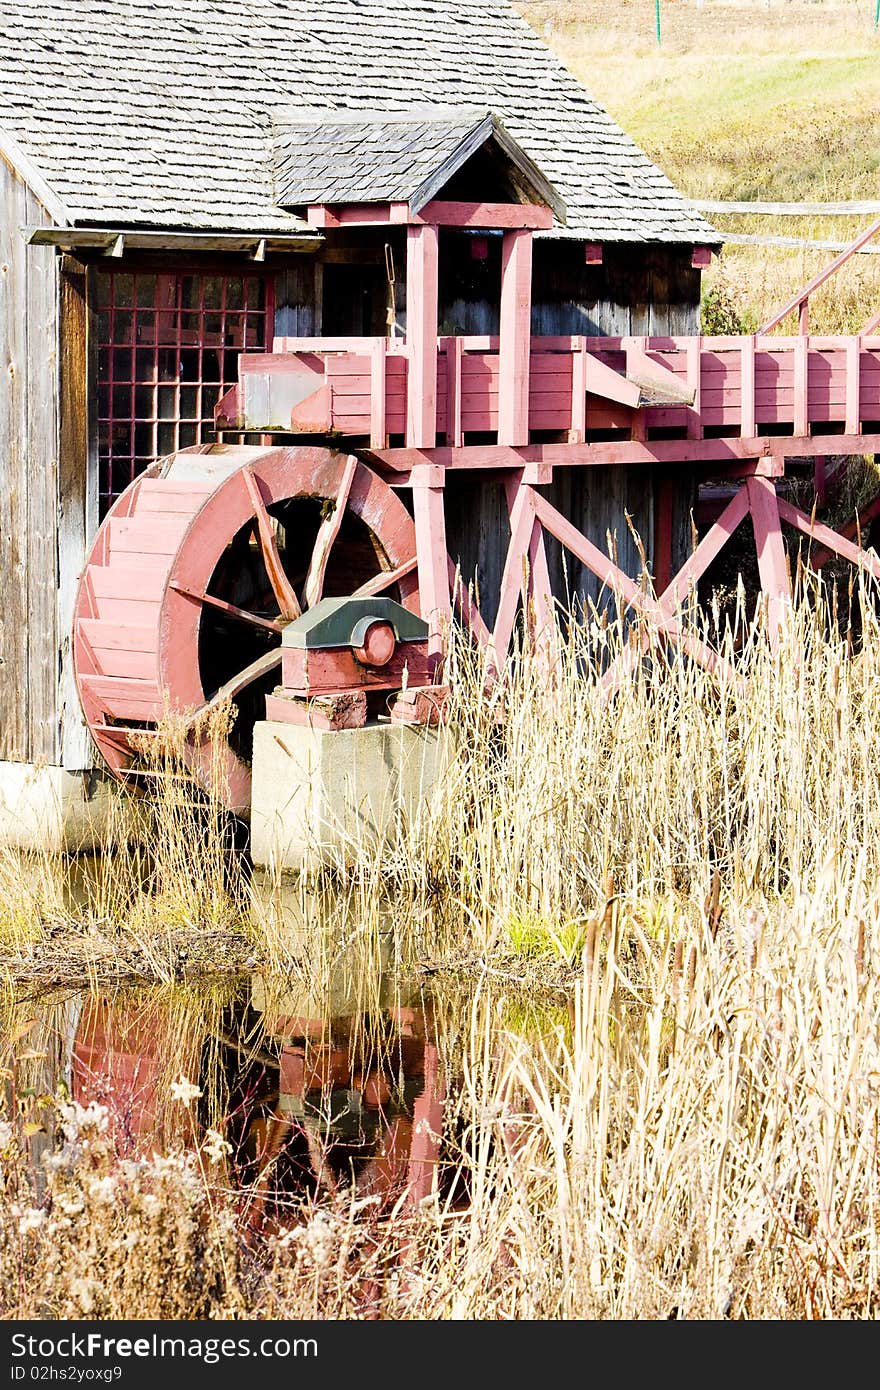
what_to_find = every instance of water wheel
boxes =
[73,444,420,815]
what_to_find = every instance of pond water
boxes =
[5,964,456,1233]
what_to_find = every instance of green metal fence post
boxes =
[656,0,662,44]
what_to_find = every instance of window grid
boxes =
[96,269,274,515]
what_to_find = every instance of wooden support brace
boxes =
[813,455,827,507]
[777,496,880,584]
[746,475,791,649]
[504,472,556,671]
[526,488,746,692]
[489,483,537,672]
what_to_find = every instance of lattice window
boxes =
[96,269,274,515]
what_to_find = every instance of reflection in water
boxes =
[64,970,446,1235]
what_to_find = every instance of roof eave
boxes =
[0,126,71,226]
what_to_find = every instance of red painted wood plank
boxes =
[84,647,159,680]
[78,620,157,653]
[88,564,168,598]
[88,596,163,626]
[78,675,164,721]
[108,516,192,554]
[417,201,554,230]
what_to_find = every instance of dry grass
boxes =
[517,0,880,332]
[0,708,256,987]
[4,873,880,1318]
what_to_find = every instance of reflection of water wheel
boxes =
[73,444,420,815]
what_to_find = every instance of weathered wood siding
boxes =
[58,257,95,769]
[275,259,323,337]
[0,156,60,765]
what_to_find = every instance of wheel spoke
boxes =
[302,453,359,610]
[352,556,418,597]
[170,581,283,633]
[242,467,302,622]
[186,648,283,727]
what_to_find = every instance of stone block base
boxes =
[250,719,451,871]
[0,762,118,852]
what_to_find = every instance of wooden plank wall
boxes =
[0,156,60,765]
[275,260,323,337]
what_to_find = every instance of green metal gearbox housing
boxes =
[281,596,429,650]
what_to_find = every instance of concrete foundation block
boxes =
[250,719,451,871]
[0,762,118,852]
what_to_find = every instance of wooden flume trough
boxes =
[72,199,880,814]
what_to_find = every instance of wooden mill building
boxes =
[0,0,720,844]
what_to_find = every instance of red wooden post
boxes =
[410,462,451,665]
[406,223,439,449]
[686,336,703,440]
[746,475,790,648]
[845,335,861,435]
[498,228,533,446]
[740,334,756,438]
[404,1044,445,1209]
[569,335,587,443]
[369,337,387,448]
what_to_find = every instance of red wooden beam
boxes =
[777,496,880,580]
[368,439,799,472]
[306,202,409,227]
[306,201,552,229]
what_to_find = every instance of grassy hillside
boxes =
[517,0,880,332]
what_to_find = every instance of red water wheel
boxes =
[73,445,420,815]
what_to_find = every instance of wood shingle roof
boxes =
[273,107,567,218]
[0,0,720,244]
